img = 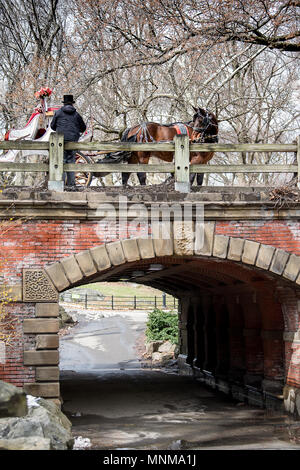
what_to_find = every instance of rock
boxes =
[0,380,28,418]
[0,396,73,450]
[0,416,44,441]
[157,341,177,354]
[0,436,51,450]
[59,305,76,329]
[145,341,164,356]
[160,353,174,365]
[152,352,174,365]
[27,398,73,450]
[152,352,162,362]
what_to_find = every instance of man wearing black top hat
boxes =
[51,94,86,188]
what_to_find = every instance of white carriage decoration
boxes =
[0,87,94,187]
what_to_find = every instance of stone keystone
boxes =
[173,221,194,256]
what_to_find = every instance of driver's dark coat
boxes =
[50,105,86,142]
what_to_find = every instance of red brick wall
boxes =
[0,217,299,389]
[0,220,147,283]
[215,221,300,255]
[0,303,35,387]
[1,218,299,280]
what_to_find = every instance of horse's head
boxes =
[191,107,218,143]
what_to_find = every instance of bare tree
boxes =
[0,0,64,129]
[0,0,298,188]
[68,0,299,98]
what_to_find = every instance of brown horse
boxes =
[96,107,218,186]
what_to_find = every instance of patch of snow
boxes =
[73,436,92,450]
[168,439,182,450]
[73,335,106,352]
[26,395,41,408]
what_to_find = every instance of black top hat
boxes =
[62,94,75,104]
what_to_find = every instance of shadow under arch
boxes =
[32,234,300,411]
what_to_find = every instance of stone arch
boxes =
[41,232,300,293]
[21,229,300,412]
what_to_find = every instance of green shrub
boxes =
[145,308,178,344]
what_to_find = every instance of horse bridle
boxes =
[190,111,218,143]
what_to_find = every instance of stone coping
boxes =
[0,186,295,203]
[0,190,299,220]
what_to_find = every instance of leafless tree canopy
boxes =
[0,0,299,186]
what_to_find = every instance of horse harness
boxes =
[135,120,217,144]
[97,114,217,165]
[134,121,191,142]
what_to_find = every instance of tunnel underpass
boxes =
[65,253,289,403]
[58,253,300,450]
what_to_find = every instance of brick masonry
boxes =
[1,219,300,282]
[0,193,300,413]
[215,221,300,255]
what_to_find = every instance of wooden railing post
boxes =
[297,135,300,189]
[48,132,64,192]
[174,134,190,193]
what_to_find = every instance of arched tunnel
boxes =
[60,251,293,403]
[56,249,300,449]
[32,231,299,449]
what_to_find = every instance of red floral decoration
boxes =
[34,87,52,99]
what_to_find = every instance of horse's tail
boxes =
[121,128,131,142]
[121,127,138,143]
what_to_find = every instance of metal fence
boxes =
[59,291,178,310]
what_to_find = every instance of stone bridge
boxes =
[0,186,300,416]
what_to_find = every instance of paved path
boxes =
[59,307,300,450]
[60,308,148,374]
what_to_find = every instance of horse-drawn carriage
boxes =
[0,88,94,188]
[0,88,218,188]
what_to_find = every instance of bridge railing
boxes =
[0,133,299,192]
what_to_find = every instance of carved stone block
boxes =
[23,269,58,302]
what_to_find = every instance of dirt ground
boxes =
[59,307,300,451]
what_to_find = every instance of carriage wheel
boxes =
[64,151,93,188]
